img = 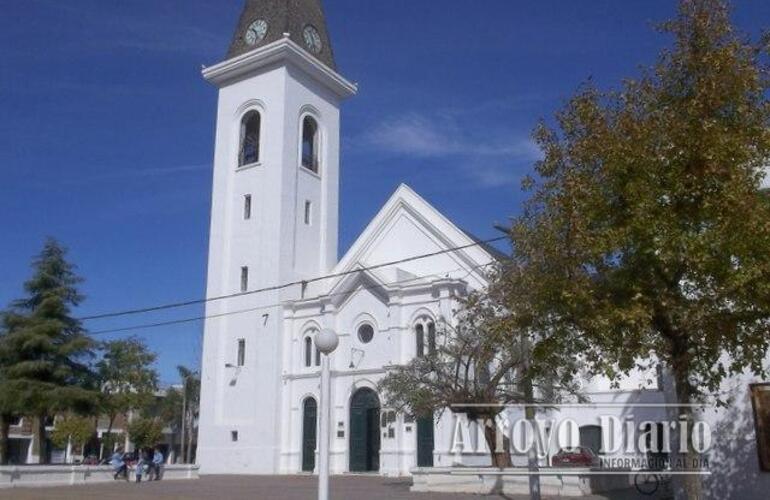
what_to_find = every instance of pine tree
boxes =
[0,238,98,464]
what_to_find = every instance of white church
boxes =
[196,2,770,496]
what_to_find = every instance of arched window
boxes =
[415,324,424,357]
[305,336,313,367]
[301,116,319,173]
[428,321,436,354]
[415,317,436,358]
[304,329,322,368]
[239,110,261,166]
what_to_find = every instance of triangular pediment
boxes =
[327,266,391,309]
[329,184,497,293]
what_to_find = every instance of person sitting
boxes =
[151,447,164,481]
[135,448,152,483]
[110,449,128,481]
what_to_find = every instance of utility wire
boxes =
[78,236,506,322]
[88,262,496,336]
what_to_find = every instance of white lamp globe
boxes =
[315,329,339,355]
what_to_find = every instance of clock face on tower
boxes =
[245,19,268,46]
[303,25,322,54]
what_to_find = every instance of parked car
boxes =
[552,446,600,467]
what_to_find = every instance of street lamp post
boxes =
[315,329,339,500]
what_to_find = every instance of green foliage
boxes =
[50,416,95,450]
[513,0,770,402]
[127,417,163,450]
[511,2,770,494]
[159,387,183,430]
[176,366,200,463]
[177,366,200,409]
[176,366,200,429]
[378,270,582,466]
[0,238,98,421]
[100,432,125,454]
[96,337,159,425]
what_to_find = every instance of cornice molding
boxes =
[202,37,357,99]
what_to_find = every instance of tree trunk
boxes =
[521,333,542,500]
[168,428,176,464]
[483,417,512,468]
[36,415,48,465]
[0,414,9,465]
[185,414,193,463]
[673,359,702,500]
[180,388,187,464]
[99,414,116,461]
[676,373,703,500]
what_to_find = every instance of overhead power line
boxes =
[89,262,496,336]
[78,236,507,322]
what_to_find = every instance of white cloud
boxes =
[359,113,541,187]
[363,114,460,158]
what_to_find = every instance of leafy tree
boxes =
[96,337,158,457]
[510,1,770,497]
[0,238,98,463]
[100,432,125,457]
[50,416,95,463]
[159,387,184,462]
[127,417,163,450]
[379,271,581,469]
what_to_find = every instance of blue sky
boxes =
[2,0,769,384]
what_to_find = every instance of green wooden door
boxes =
[367,407,380,471]
[302,398,317,472]
[349,388,380,472]
[417,415,434,467]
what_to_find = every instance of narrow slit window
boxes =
[304,200,312,225]
[240,266,249,292]
[237,339,246,367]
[231,431,239,442]
[315,344,321,367]
[244,195,252,220]
[239,111,261,166]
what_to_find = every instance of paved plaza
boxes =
[0,475,665,500]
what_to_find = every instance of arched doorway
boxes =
[349,388,380,472]
[302,398,318,472]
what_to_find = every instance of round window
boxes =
[357,324,374,344]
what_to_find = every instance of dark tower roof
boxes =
[227,0,336,70]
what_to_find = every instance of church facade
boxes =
[194,0,661,477]
[196,3,770,495]
[195,0,657,476]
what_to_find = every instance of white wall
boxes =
[197,52,344,475]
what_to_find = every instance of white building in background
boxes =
[195,2,770,496]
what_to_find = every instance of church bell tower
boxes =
[197,0,356,474]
